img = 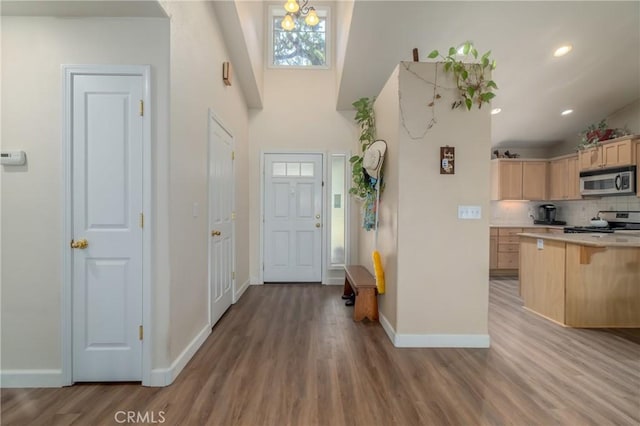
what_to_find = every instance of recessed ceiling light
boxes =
[561,109,573,116]
[554,45,573,57]
[491,108,502,115]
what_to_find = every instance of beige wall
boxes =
[361,63,490,340]
[396,63,490,335]
[0,17,170,369]
[357,67,400,329]
[248,19,359,283]
[159,1,251,362]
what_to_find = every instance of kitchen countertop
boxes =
[518,232,640,248]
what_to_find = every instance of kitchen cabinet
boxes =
[637,142,640,198]
[548,154,581,200]
[578,137,637,171]
[489,228,498,269]
[491,159,547,200]
[490,227,545,275]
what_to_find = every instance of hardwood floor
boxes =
[2,280,639,425]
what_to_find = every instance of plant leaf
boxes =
[448,47,456,56]
[482,57,489,68]
[486,80,498,89]
[463,42,471,55]
[491,59,497,69]
[428,50,439,59]
[467,87,476,98]
[444,62,451,72]
[471,48,478,59]
[480,92,496,102]
[461,69,468,80]
[465,98,473,110]
[349,155,360,163]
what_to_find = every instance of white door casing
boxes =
[263,153,323,282]
[209,111,234,327]
[70,72,144,381]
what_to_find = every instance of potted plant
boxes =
[349,97,378,200]
[578,119,631,150]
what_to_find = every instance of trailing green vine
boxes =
[427,42,497,110]
[349,97,377,199]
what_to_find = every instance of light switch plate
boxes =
[458,205,482,220]
[537,238,544,249]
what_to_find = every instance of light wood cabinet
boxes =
[578,137,637,171]
[491,159,547,200]
[490,227,548,275]
[637,142,640,198]
[522,161,548,200]
[490,228,498,269]
[548,154,581,200]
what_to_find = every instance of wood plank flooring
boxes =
[2,279,639,425]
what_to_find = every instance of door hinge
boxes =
[322,181,325,187]
[139,213,144,228]
[232,151,235,160]
[232,271,235,279]
[231,211,236,220]
[139,100,144,117]
[139,325,144,340]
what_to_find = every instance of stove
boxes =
[564,211,640,234]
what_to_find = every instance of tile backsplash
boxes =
[491,196,640,226]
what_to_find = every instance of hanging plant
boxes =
[349,97,378,199]
[427,42,498,110]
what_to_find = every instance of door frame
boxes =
[61,65,152,385]
[207,109,237,325]
[259,150,327,284]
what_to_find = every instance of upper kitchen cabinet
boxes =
[548,154,581,201]
[491,159,547,200]
[579,136,638,171]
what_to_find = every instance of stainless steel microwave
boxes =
[580,166,636,197]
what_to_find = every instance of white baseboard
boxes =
[146,324,211,387]
[0,369,64,388]
[379,312,397,345]
[378,313,490,348]
[234,279,250,303]
[394,333,491,348]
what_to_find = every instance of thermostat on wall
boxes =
[1,151,26,165]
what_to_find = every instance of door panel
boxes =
[264,154,322,282]
[72,74,143,382]
[209,113,234,327]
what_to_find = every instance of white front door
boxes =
[263,153,323,282]
[71,73,143,381]
[209,112,234,327]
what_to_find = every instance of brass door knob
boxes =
[70,239,89,249]
[211,230,222,236]
[315,223,321,228]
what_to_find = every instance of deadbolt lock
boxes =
[315,223,321,228]
[211,230,222,236]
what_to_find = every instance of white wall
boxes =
[0,17,170,373]
[159,1,251,362]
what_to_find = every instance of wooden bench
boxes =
[343,265,379,322]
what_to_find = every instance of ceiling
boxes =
[337,1,640,149]
[3,1,637,149]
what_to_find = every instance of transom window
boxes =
[269,6,329,68]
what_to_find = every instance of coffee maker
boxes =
[534,204,565,225]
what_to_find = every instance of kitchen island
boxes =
[518,232,640,328]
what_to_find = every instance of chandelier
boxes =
[281,0,320,31]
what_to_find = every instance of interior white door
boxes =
[71,74,143,381]
[264,153,323,282]
[209,113,234,327]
